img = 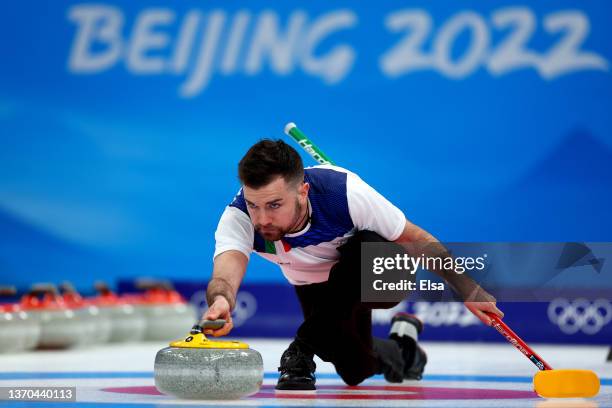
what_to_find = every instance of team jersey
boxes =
[213,165,406,285]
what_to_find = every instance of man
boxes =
[203,139,503,389]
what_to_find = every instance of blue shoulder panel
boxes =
[283,167,354,249]
[229,188,248,214]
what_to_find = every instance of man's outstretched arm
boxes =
[202,250,248,336]
[393,219,504,325]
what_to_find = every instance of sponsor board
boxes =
[118,280,612,344]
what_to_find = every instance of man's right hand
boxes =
[202,296,233,337]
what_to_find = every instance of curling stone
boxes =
[0,287,41,353]
[21,284,91,349]
[135,280,198,341]
[59,282,112,344]
[89,281,146,342]
[154,319,263,399]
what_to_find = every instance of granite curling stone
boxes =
[21,284,91,349]
[0,286,41,353]
[154,319,263,400]
[90,282,146,343]
[135,279,198,341]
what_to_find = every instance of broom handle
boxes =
[284,122,336,165]
[486,312,553,371]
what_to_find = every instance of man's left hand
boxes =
[463,286,504,326]
[464,301,504,326]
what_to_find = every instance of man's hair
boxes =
[238,139,304,188]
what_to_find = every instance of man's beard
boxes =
[255,199,304,242]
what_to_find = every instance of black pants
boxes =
[292,230,406,386]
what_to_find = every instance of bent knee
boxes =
[336,366,369,386]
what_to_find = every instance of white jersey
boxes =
[214,165,405,285]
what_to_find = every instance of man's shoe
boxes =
[275,341,316,390]
[389,312,427,380]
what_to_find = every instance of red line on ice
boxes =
[102,384,537,400]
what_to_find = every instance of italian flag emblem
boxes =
[264,240,292,254]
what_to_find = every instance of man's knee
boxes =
[335,364,370,386]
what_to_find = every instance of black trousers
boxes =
[292,230,405,386]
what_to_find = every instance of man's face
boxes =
[243,176,309,241]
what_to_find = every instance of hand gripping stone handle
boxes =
[190,319,227,334]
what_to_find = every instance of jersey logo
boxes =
[264,240,276,254]
[264,240,292,254]
[282,240,292,252]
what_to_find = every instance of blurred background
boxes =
[1,1,611,344]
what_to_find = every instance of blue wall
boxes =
[1,1,611,290]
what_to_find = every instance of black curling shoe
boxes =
[275,342,317,390]
[389,312,428,380]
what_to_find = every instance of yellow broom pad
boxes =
[534,369,600,398]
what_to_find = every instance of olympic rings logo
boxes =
[232,291,257,327]
[547,298,612,335]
